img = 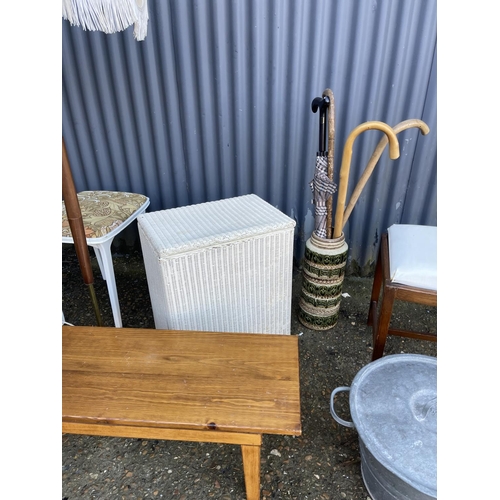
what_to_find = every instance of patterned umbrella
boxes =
[310,95,336,239]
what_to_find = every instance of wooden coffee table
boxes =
[62,326,301,499]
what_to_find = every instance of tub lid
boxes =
[350,354,436,497]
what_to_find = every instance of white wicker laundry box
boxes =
[138,194,296,334]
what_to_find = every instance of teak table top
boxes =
[62,326,301,437]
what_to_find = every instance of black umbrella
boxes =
[310,93,336,239]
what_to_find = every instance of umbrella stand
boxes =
[299,89,429,331]
[298,229,349,330]
[299,90,349,331]
[62,138,103,326]
[298,120,400,329]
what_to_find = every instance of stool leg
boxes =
[93,246,106,280]
[241,444,261,500]
[371,284,395,361]
[93,241,123,328]
[367,246,383,326]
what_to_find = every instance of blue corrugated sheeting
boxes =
[62,0,437,273]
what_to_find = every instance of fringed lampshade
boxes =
[62,0,149,40]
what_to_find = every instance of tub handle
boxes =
[330,387,355,428]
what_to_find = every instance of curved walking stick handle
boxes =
[311,96,330,152]
[332,121,400,238]
[311,96,329,113]
[341,119,430,230]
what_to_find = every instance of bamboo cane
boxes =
[333,121,400,239]
[322,88,335,239]
[62,138,103,326]
[341,119,429,230]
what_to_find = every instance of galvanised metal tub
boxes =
[330,354,437,500]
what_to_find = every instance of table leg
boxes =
[241,443,261,500]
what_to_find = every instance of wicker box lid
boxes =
[138,194,296,258]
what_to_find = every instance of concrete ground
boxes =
[62,243,436,500]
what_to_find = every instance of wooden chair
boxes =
[368,224,437,360]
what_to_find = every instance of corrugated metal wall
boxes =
[62,0,437,274]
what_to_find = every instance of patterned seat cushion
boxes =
[62,191,148,239]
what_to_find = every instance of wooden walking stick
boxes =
[62,138,103,326]
[341,119,429,231]
[333,121,400,239]
[322,88,335,239]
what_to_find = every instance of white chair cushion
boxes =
[387,224,437,291]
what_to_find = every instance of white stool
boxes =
[62,190,150,327]
[367,224,437,360]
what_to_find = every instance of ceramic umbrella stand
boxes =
[298,87,426,332]
[298,231,348,330]
[298,90,346,330]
